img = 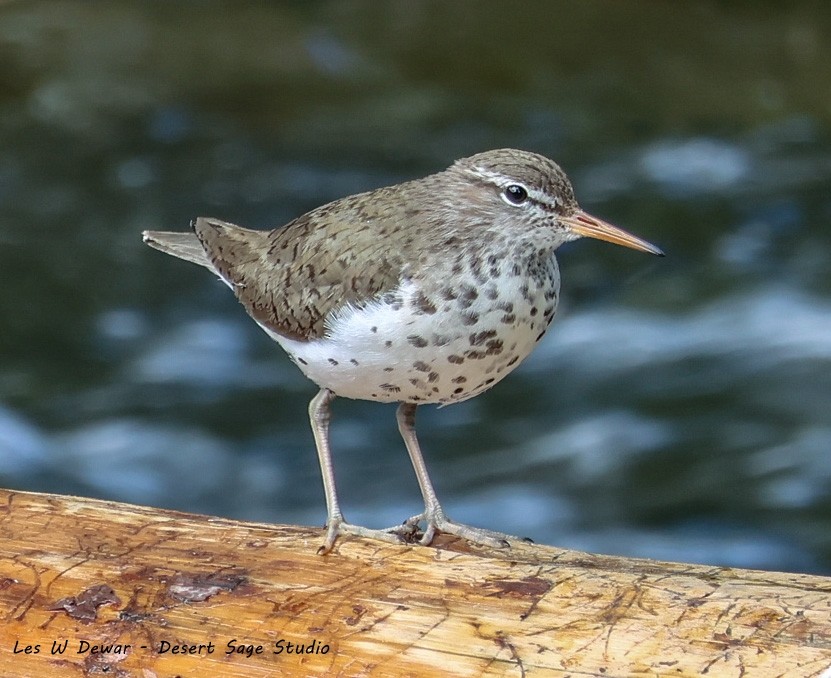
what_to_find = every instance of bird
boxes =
[142,148,663,553]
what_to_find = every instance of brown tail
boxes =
[142,229,213,269]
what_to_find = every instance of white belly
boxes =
[264,274,559,404]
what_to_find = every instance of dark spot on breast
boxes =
[484,286,499,300]
[408,335,428,348]
[497,301,513,313]
[530,307,538,317]
[350,359,359,365]
[460,284,478,301]
[414,291,437,315]
[468,255,487,284]
[413,361,430,372]
[328,358,339,366]
[485,339,504,355]
[381,291,404,310]
[384,367,394,372]
[453,387,465,394]
[466,350,485,360]
[500,313,516,324]
[451,376,467,384]
[432,334,451,347]
[461,312,479,326]
[371,326,378,333]
[511,263,522,276]
[380,383,401,392]
[507,356,519,367]
[385,340,393,347]
[448,355,464,364]
[441,287,458,301]
[428,372,439,383]
[298,358,308,365]
[535,331,545,342]
[469,330,497,346]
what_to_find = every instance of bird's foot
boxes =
[318,512,522,553]
[403,511,515,549]
[318,516,418,554]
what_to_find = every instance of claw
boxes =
[318,517,410,554]
[421,512,514,548]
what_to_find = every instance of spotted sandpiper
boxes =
[143,148,662,553]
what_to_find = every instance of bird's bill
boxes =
[561,210,664,256]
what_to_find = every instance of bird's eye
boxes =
[502,184,528,206]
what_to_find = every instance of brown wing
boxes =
[193,201,406,341]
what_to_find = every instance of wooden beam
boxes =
[0,489,829,676]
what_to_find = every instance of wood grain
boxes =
[0,489,829,677]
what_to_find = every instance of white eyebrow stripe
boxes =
[465,166,558,209]
[467,166,509,184]
[527,187,556,207]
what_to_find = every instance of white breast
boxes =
[263,266,560,404]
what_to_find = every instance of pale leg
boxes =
[309,388,411,553]
[396,403,513,548]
